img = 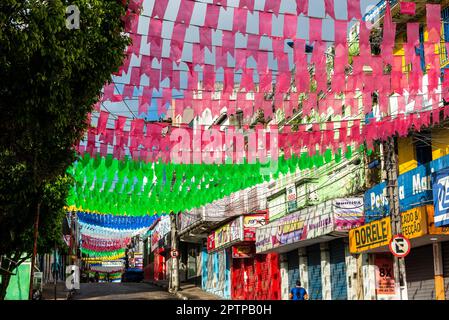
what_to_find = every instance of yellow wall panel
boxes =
[398,137,417,174]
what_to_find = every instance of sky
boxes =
[101,0,382,124]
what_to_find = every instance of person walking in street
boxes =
[289,280,308,300]
[94,272,99,283]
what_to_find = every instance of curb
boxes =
[148,281,189,300]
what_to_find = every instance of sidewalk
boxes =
[42,281,68,300]
[148,280,222,300]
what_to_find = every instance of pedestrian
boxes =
[289,280,308,300]
[95,272,99,283]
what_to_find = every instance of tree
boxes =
[0,175,72,299]
[0,0,134,298]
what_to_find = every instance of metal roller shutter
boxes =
[287,250,300,292]
[329,239,348,300]
[442,241,449,300]
[307,244,322,300]
[405,244,435,300]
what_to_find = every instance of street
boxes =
[72,283,178,300]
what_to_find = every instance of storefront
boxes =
[143,215,171,281]
[205,212,280,300]
[349,205,449,300]
[229,213,280,300]
[256,198,364,300]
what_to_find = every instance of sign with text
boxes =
[375,255,397,300]
[333,198,365,230]
[349,217,391,254]
[432,167,449,227]
[365,153,449,223]
[256,198,363,253]
[287,184,297,212]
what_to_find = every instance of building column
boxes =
[361,253,377,300]
[320,242,331,300]
[344,242,358,300]
[298,247,308,293]
[433,242,446,300]
[279,253,289,300]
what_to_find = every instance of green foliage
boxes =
[0,0,130,288]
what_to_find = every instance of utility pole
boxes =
[169,211,179,293]
[384,136,407,300]
[28,202,41,300]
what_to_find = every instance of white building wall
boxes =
[299,247,309,293]
[280,253,290,300]
[320,242,332,300]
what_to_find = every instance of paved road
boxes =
[72,282,179,300]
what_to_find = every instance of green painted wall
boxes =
[2,261,31,300]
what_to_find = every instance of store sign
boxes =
[287,184,297,212]
[207,232,215,251]
[426,205,449,235]
[349,206,429,254]
[210,216,244,251]
[333,198,365,230]
[151,230,160,252]
[349,218,391,254]
[179,210,202,232]
[365,153,449,222]
[401,207,427,239]
[232,244,255,258]
[432,167,449,227]
[256,198,363,253]
[375,255,397,300]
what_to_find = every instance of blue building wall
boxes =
[329,239,348,300]
[307,244,322,300]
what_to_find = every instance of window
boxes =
[268,193,286,220]
[413,131,432,166]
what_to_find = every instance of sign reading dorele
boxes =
[389,234,411,258]
[349,218,391,253]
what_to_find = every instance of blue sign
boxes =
[432,167,449,227]
[364,153,449,223]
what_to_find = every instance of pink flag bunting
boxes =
[177,1,195,24]
[284,14,297,39]
[152,0,168,18]
[400,2,416,15]
[347,0,361,21]
[309,18,322,42]
[324,0,336,19]
[233,8,248,34]
[264,0,281,14]
[259,12,272,36]
[205,5,220,29]
[296,0,308,15]
[426,4,441,43]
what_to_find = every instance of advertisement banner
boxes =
[232,244,255,258]
[256,198,363,253]
[401,206,427,239]
[374,255,397,300]
[426,205,449,234]
[432,167,449,227]
[333,198,365,230]
[365,153,449,222]
[243,214,267,241]
[210,216,244,251]
[151,230,160,252]
[207,232,215,251]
